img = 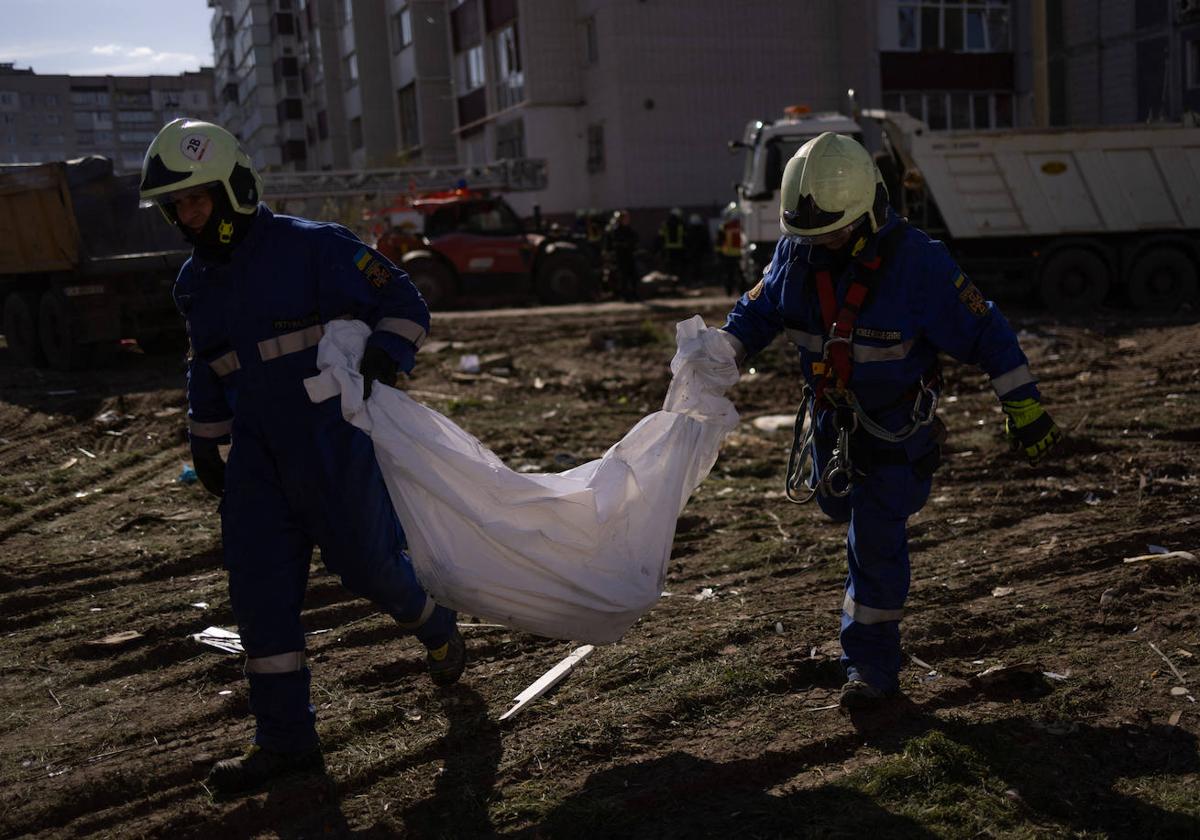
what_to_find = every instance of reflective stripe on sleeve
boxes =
[786,328,824,354]
[189,417,233,439]
[991,364,1034,397]
[843,593,904,624]
[376,317,427,349]
[393,595,436,631]
[208,350,241,377]
[258,324,325,362]
[245,651,306,674]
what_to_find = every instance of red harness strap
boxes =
[812,256,882,406]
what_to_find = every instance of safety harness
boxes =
[785,220,941,503]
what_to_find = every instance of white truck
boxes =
[863,109,1200,312]
[729,108,863,285]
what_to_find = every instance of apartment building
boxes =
[0,63,214,171]
[1038,0,1200,125]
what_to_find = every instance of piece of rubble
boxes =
[1123,550,1196,564]
[191,626,244,655]
[499,645,595,721]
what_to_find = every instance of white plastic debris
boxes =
[499,645,595,721]
[190,626,244,655]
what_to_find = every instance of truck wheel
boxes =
[38,290,89,371]
[2,291,44,366]
[536,252,594,305]
[1127,247,1197,312]
[1038,248,1109,314]
[405,259,456,310]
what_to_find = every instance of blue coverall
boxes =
[722,212,1039,693]
[174,205,455,752]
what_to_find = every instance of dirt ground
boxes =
[1,291,1198,839]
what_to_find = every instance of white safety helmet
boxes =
[139,118,263,220]
[779,132,888,244]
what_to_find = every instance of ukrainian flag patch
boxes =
[353,247,390,289]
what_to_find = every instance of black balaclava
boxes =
[173,185,257,263]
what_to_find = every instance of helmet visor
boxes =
[784,219,861,246]
[139,182,220,211]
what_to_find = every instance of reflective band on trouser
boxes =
[786,329,915,363]
[393,595,436,630]
[375,317,427,349]
[245,651,306,673]
[189,417,233,439]
[258,324,325,361]
[843,593,904,624]
[208,350,241,377]
[991,364,1034,397]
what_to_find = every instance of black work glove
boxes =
[191,441,226,498]
[359,346,399,400]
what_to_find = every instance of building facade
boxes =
[1039,0,1200,125]
[0,64,214,171]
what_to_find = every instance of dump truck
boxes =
[863,109,1200,312]
[0,156,188,368]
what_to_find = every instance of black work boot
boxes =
[839,678,894,710]
[426,628,467,687]
[206,744,324,795]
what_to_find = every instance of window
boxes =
[884,1,1010,52]
[888,90,1014,128]
[394,6,412,51]
[343,52,358,89]
[586,122,604,173]
[317,109,328,140]
[44,93,58,107]
[456,45,485,94]
[397,84,419,148]
[1187,40,1200,90]
[349,116,363,150]
[0,91,17,110]
[495,117,524,159]
[493,24,524,109]
[584,15,598,63]
[462,200,522,235]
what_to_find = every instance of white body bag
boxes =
[304,316,739,644]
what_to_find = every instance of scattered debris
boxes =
[1123,550,1196,564]
[1170,687,1188,697]
[93,410,133,430]
[992,586,1015,597]
[693,587,716,601]
[1169,710,1183,726]
[750,414,795,433]
[152,406,182,418]
[1149,642,1188,683]
[190,626,244,655]
[77,448,96,459]
[86,630,143,647]
[190,602,209,610]
[57,457,77,471]
[499,644,595,721]
[804,703,841,712]
[178,465,198,484]
[458,354,482,374]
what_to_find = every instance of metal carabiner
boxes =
[820,424,854,498]
[785,392,819,504]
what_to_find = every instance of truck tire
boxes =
[1127,247,1197,312]
[3,291,44,366]
[38,290,89,371]
[405,258,456,310]
[536,252,594,305]
[1038,248,1109,314]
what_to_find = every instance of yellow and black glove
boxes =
[1002,397,1062,464]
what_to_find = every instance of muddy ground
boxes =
[1,291,1198,839]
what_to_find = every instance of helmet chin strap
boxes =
[180,188,255,261]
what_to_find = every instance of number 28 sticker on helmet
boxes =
[779,132,889,245]
[139,118,263,221]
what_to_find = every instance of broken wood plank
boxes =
[499,645,594,721]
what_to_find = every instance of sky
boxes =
[0,0,214,76]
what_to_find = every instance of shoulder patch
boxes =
[354,246,391,289]
[957,276,988,317]
[747,279,764,301]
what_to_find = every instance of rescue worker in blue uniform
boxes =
[139,118,467,793]
[720,133,1061,709]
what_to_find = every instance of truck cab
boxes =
[731,108,863,285]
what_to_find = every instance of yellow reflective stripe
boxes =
[208,350,241,377]
[843,593,904,624]
[258,324,325,362]
[991,364,1034,397]
[189,417,233,438]
[245,651,306,674]
[393,596,436,631]
[376,317,427,349]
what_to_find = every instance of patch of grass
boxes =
[446,397,485,415]
[843,730,1023,834]
[0,495,24,513]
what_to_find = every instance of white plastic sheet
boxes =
[304,316,739,644]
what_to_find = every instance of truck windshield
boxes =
[764,137,810,192]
